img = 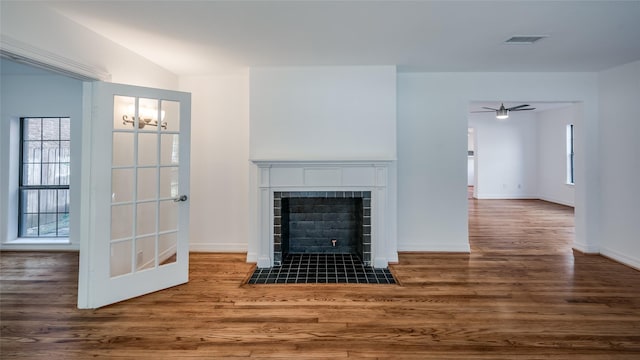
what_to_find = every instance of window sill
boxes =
[7,238,70,245]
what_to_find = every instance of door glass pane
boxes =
[138,98,162,132]
[160,167,179,198]
[159,200,178,232]
[135,235,156,271]
[137,168,158,201]
[138,133,158,166]
[160,134,179,165]
[112,168,134,203]
[113,132,134,166]
[114,96,136,130]
[136,201,157,236]
[161,100,180,132]
[111,204,133,240]
[159,232,177,266]
[111,240,133,277]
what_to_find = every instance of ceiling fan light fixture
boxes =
[504,35,548,45]
[471,103,535,118]
[496,109,509,119]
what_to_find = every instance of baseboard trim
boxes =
[189,243,248,252]
[538,195,575,207]
[572,241,599,254]
[599,247,640,271]
[246,251,258,263]
[475,194,538,200]
[398,242,471,253]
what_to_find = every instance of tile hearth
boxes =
[247,253,396,285]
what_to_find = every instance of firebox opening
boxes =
[273,191,372,266]
[282,197,364,260]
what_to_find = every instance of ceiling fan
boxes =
[472,103,536,119]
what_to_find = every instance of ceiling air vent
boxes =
[504,36,547,45]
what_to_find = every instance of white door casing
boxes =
[78,82,191,309]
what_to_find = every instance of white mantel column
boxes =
[255,164,273,268]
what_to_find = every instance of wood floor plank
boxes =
[2,199,640,358]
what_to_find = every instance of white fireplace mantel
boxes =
[248,159,398,268]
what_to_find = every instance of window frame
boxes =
[18,117,71,238]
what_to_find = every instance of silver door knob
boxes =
[174,195,188,202]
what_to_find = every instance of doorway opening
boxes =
[467,101,577,255]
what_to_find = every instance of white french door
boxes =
[78,82,191,309]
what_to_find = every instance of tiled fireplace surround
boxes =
[250,160,397,269]
[273,191,371,266]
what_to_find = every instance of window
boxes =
[19,117,70,237]
[567,124,574,185]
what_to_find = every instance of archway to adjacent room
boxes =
[466,101,577,255]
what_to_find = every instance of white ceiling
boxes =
[38,0,640,76]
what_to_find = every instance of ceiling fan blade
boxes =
[471,110,495,113]
[481,107,498,111]
[507,104,530,111]
[511,107,536,111]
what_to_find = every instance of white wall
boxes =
[247,66,398,262]
[397,74,470,251]
[597,60,640,269]
[249,66,397,160]
[0,59,83,250]
[1,2,178,89]
[179,72,250,252]
[397,72,599,253]
[469,112,538,199]
[537,106,577,207]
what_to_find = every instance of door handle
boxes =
[174,195,188,202]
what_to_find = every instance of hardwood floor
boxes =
[2,199,640,359]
